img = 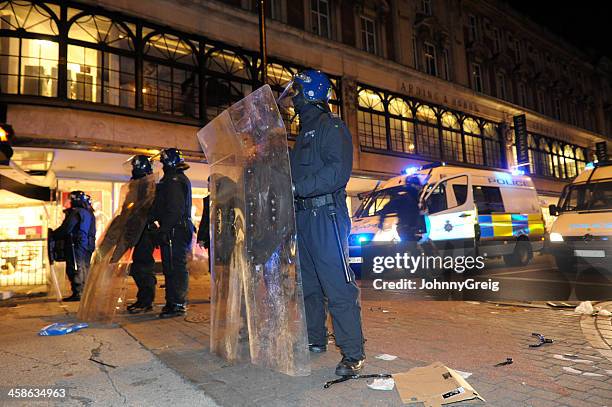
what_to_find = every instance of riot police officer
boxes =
[151,148,194,318]
[280,70,365,376]
[51,191,96,302]
[126,155,158,314]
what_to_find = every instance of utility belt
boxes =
[295,190,345,212]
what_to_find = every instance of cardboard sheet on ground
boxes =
[196,85,310,376]
[77,175,156,323]
[393,362,485,407]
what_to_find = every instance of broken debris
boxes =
[367,377,395,391]
[39,322,88,336]
[375,354,398,361]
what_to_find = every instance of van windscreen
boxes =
[355,186,420,218]
[559,181,612,212]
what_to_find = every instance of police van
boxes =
[547,161,612,273]
[349,163,546,273]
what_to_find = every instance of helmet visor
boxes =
[276,80,300,110]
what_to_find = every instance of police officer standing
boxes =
[151,148,194,318]
[51,191,96,302]
[126,155,158,314]
[280,70,365,376]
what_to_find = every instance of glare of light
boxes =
[511,169,525,176]
[408,144,415,151]
[0,128,7,142]
[36,40,54,48]
[549,232,564,242]
[357,234,370,243]
[403,166,421,175]
[142,88,147,94]
[373,224,401,242]
[585,162,595,170]
[67,63,81,74]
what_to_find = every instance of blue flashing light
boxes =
[585,162,595,170]
[357,234,370,243]
[403,166,421,175]
[511,169,525,176]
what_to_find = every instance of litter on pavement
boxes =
[563,367,583,374]
[375,354,398,361]
[323,373,392,389]
[529,333,554,348]
[596,309,611,317]
[39,322,88,336]
[393,362,484,407]
[367,377,395,391]
[574,301,594,315]
[452,370,473,379]
[494,358,513,367]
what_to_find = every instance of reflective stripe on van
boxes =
[479,213,545,239]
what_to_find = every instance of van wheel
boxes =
[504,240,531,267]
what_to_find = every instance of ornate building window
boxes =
[67,11,136,107]
[471,63,483,93]
[482,123,502,168]
[142,31,199,118]
[415,104,440,159]
[0,0,60,96]
[388,97,415,154]
[495,72,506,100]
[440,112,462,162]
[467,14,478,42]
[310,0,331,39]
[492,27,502,54]
[357,87,386,149]
[520,134,587,179]
[424,42,437,76]
[463,117,484,166]
[360,15,377,54]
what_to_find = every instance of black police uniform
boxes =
[289,103,365,361]
[52,205,96,296]
[129,174,158,308]
[152,166,194,308]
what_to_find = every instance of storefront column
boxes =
[341,77,359,168]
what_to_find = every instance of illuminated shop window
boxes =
[463,117,483,166]
[564,145,577,179]
[441,112,462,162]
[482,123,502,168]
[518,134,587,179]
[415,105,440,159]
[388,97,415,154]
[0,0,59,96]
[143,31,199,118]
[67,12,135,107]
[357,87,386,149]
[266,62,299,136]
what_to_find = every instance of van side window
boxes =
[452,185,468,206]
[427,183,447,214]
[473,186,504,214]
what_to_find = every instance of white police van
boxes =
[349,163,546,275]
[547,161,612,274]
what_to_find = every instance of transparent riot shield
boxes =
[197,85,310,376]
[77,174,157,323]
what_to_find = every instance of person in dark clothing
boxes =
[126,155,158,314]
[51,190,96,301]
[151,148,195,318]
[280,69,365,376]
[196,177,211,252]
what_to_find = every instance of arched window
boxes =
[204,46,253,122]
[440,112,462,162]
[357,87,387,150]
[67,11,135,107]
[551,142,565,178]
[575,148,586,174]
[388,97,415,153]
[463,117,483,165]
[266,62,299,136]
[482,122,502,168]
[564,144,577,178]
[415,104,440,159]
[0,0,60,96]
[143,31,199,118]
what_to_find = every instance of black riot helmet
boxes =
[131,155,153,179]
[160,148,184,170]
[69,190,87,208]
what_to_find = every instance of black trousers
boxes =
[131,230,157,306]
[160,225,192,305]
[66,247,92,296]
[296,205,365,360]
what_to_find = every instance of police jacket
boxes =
[151,167,193,235]
[52,206,96,253]
[290,103,353,199]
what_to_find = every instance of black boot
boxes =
[335,356,365,376]
[127,302,153,314]
[63,293,81,302]
[159,303,186,319]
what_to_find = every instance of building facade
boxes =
[1,0,611,287]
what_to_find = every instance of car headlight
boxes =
[549,232,564,242]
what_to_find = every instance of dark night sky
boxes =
[505,1,611,61]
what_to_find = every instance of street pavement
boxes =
[0,260,611,406]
